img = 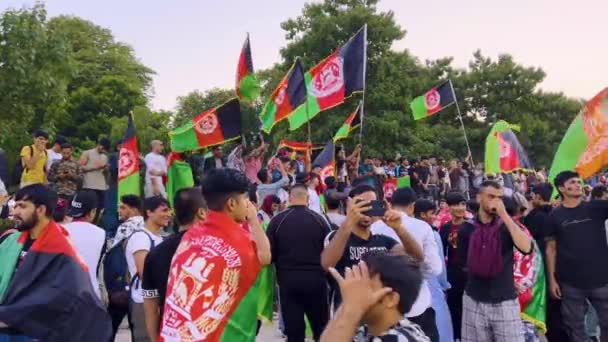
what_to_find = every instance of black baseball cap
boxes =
[68,191,98,218]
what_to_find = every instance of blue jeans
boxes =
[561,283,608,342]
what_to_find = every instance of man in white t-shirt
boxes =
[371,187,442,341]
[125,196,170,342]
[304,173,323,215]
[46,136,66,172]
[144,140,168,199]
[63,190,106,300]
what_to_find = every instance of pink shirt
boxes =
[245,156,262,184]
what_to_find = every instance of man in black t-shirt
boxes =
[321,184,424,310]
[546,171,608,341]
[458,180,533,341]
[141,188,207,341]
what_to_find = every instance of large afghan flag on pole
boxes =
[410,80,456,120]
[485,120,532,174]
[288,25,367,131]
[118,113,141,204]
[170,99,242,152]
[333,101,362,142]
[235,34,260,102]
[259,59,307,133]
[166,152,194,208]
[549,87,608,183]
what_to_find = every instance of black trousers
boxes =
[278,270,329,342]
[446,268,466,339]
[108,301,129,342]
[410,307,439,342]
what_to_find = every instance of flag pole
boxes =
[359,24,368,149]
[449,79,474,165]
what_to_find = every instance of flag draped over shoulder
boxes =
[485,120,532,174]
[288,25,367,131]
[333,102,362,142]
[383,177,411,200]
[0,222,111,341]
[410,80,456,120]
[260,59,307,133]
[170,99,242,152]
[549,88,608,183]
[166,152,194,207]
[236,34,260,101]
[118,113,141,204]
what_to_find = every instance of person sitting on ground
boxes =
[321,254,430,342]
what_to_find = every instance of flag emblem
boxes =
[320,164,335,182]
[383,182,397,200]
[311,56,344,97]
[275,87,286,106]
[196,112,219,135]
[118,148,137,179]
[425,89,441,111]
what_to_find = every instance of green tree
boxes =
[108,106,172,155]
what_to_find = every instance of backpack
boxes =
[12,146,46,186]
[466,218,504,278]
[103,230,155,307]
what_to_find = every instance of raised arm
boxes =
[247,202,271,266]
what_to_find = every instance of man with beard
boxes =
[458,180,533,341]
[321,184,423,310]
[546,171,608,341]
[0,184,111,341]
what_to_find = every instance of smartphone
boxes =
[357,199,386,217]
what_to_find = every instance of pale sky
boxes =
[4,0,606,111]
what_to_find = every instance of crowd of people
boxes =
[1,129,608,342]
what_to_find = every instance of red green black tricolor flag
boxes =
[236,34,260,102]
[333,102,362,142]
[410,80,456,120]
[485,120,532,174]
[170,99,242,152]
[0,221,111,341]
[260,59,307,133]
[312,140,335,186]
[288,25,367,131]
[166,152,194,208]
[118,113,141,205]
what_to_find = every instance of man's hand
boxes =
[549,279,562,299]
[491,198,509,219]
[382,209,402,231]
[344,199,371,229]
[246,200,259,225]
[328,261,392,318]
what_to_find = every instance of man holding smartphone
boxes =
[321,184,424,311]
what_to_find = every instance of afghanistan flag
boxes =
[166,152,194,208]
[236,34,260,101]
[410,80,456,120]
[383,176,411,200]
[259,59,307,133]
[170,98,242,152]
[117,113,141,204]
[312,141,335,186]
[288,25,367,131]
[333,102,362,142]
[549,88,608,183]
[520,241,547,334]
[0,221,111,341]
[485,120,532,174]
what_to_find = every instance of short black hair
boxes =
[53,136,67,146]
[414,199,436,218]
[445,191,467,206]
[121,195,142,212]
[98,137,111,151]
[349,184,377,198]
[33,129,49,139]
[174,187,206,226]
[554,170,579,189]
[363,253,422,315]
[257,169,269,183]
[212,145,221,151]
[324,176,336,189]
[202,168,251,211]
[591,185,608,200]
[15,184,57,217]
[143,196,169,220]
[391,187,417,206]
[60,143,72,150]
[532,183,553,202]
[479,180,502,192]
[325,194,341,210]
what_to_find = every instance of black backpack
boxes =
[103,231,155,307]
[12,146,46,186]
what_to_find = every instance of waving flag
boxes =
[166,153,194,207]
[312,141,336,186]
[236,34,260,101]
[0,221,111,341]
[288,25,367,131]
[549,88,608,183]
[410,80,456,120]
[170,99,242,152]
[118,113,141,204]
[485,120,532,174]
[383,177,411,200]
[333,102,362,142]
[259,59,307,133]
